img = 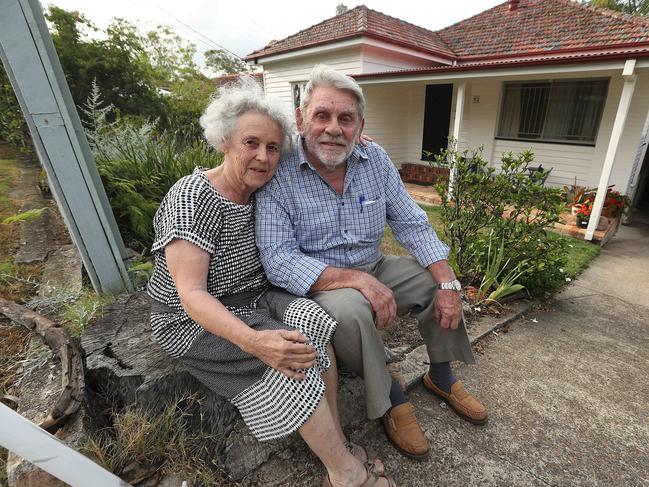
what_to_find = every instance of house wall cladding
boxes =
[262,48,363,107]
[262,54,649,192]
[488,70,649,189]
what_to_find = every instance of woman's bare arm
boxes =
[165,239,317,379]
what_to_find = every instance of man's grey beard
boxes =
[304,131,358,171]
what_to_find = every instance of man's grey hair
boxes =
[300,65,365,119]
[200,75,294,150]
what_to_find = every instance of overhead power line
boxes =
[147,2,245,60]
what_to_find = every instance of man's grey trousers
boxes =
[310,255,475,419]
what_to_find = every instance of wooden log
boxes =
[0,298,84,433]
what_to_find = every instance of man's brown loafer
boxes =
[423,373,488,425]
[381,402,429,460]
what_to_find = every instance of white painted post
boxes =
[448,82,466,199]
[452,82,466,143]
[0,403,132,487]
[0,0,132,293]
[585,59,637,240]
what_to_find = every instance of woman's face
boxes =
[221,112,284,192]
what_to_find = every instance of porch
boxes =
[358,58,649,242]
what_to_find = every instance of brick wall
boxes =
[398,164,449,185]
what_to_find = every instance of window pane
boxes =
[498,79,608,145]
[544,80,608,143]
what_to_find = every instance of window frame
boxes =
[291,81,307,110]
[495,78,609,147]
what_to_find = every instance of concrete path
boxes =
[251,221,649,486]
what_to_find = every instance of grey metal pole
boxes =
[0,0,132,293]
[0,403,132,487]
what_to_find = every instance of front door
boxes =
[421,84,453,160]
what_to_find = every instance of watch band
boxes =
[438,279,462,291]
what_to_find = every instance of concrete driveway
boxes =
[357,220,649,486]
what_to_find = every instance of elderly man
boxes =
[256,65,486,460]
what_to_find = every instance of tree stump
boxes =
[80,292,320,480]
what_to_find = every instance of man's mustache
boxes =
[317,135,347,145]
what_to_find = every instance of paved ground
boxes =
[252,218,649,486]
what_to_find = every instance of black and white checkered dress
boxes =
[147,168,336,441]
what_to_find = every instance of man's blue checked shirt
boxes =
[255,137,449,297]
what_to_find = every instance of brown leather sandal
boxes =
[322,463,397,487]
[346,441,384,475]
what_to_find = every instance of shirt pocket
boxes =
[296,201,339,247]
[358,197,386,242]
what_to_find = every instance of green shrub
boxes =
[90,120,220,252]
[431,143,567,296]
[82,85,221,253]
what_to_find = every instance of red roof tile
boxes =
[245,5,453,60]
[438,0,649,59]
[214,72,264,87]
[245,0,649,64]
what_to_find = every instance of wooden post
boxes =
[448,82,466,199]
[585,59,637,241]
[0,0,132,292]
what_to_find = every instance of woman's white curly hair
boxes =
[200,75,294,150]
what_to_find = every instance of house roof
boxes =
[245,0,649,64]
[244,5,454,60]
[438,0,649,59]
[214,72,264,87]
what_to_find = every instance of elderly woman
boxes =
[146,77,395,487]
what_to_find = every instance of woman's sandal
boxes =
[322,462,397,487]
[346,441,384,475]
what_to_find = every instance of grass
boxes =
[380,203,601,288]
[553,232,601,279]
[83,395,232,486]
[380,204,444,257]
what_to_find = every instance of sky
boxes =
[46,0,503,67]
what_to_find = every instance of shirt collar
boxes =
[295,135,369,170]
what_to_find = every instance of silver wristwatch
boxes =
[438,279,462,292]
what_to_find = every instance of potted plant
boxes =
[602,187,630,218]
[575,202,592,228]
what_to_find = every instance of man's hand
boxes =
[357,273,397,330]
[434,289,463,330]
[249,329,317,380]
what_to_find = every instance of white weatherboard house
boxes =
[245,0,649,239]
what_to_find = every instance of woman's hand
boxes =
[249,329,318,380]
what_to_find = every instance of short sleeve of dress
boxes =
[151,173,222,255]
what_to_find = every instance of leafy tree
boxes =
[204,49,250,75]
[0,66,31,151]
[46,7,168,122]
[583,0,649,15]
[144,26,201,86]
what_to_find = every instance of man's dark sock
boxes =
[389,379,407,408]
[428,362,457,394]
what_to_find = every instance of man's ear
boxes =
[296,106,305,134]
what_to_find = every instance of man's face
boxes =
[297,86,364,171]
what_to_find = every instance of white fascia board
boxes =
[637,58,649,68]
[254,37,451,65]
[356,60,629,85]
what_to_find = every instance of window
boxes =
[497,79,608,145]
[291,82,307,110]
